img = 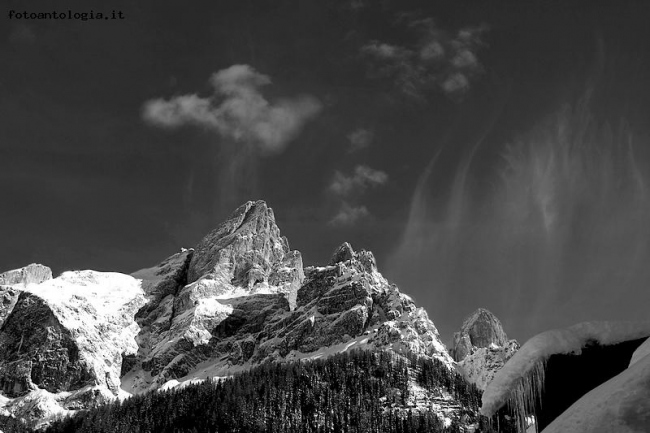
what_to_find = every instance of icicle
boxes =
[503,358,546,432]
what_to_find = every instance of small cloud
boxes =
[209,64,271,94]
[441,73,470,95]
[457,24,489,44]
[361,42,410,60]
[355,164,388,185]
[451,49,478,69]
[329,165,388,196]
[347,128,374,153]
[143,94,212,128]
[419,41,445,61]
[142,64,322,154]
[329,202,370,226]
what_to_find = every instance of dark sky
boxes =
[3,0,650,344]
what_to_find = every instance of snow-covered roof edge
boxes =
[481,321,650,417]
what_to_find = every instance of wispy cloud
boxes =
[347,128,374,153]
[361,17,488,100]
[329,164,388,196]
[328,202,370,226]
[142,64,322,154]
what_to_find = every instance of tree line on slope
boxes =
[6,350,499,433]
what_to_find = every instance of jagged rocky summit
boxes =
[0,200,466,429]
[451,308,519,391]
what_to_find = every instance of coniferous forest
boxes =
[3,350,500,433]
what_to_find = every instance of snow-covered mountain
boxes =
[0,200,479,429]
[451,308,519,391]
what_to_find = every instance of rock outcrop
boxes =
[0,264,52,287]
[0,286,20,328]
[452,308,509,362]
[451,308,519,390]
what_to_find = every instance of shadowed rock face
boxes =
[0,287,20,327]
[132,249,194,321]
[329,242,355,265]
[0,293,94,397]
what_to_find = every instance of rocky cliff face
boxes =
[451,308,519,390]
[0,201,468,429]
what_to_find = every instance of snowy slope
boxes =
[629,335,650,367]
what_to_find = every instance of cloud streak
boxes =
[143,64,322,154]
[389,98,650,341]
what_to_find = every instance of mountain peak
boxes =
[453,308,509,361]
[328,242,378,274]
[187,200,289,285]
[329,242,355,265]
[451,307,519,390]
